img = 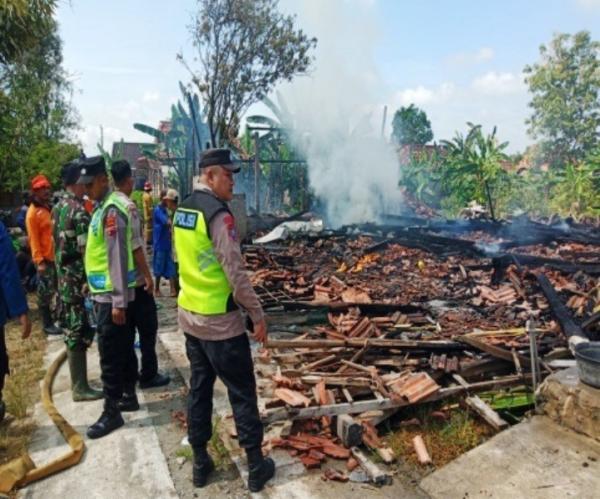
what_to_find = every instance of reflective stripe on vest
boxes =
[84,192,136,293]
[174,207,233,315]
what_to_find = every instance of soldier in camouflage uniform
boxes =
[52,161,102,401]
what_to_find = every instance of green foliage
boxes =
[391,104,433,145]
[0,0,57,66]
[399,125,599,220]
[180,0,317,146]
[25,141,80,189]
[440,123,509,218]
[524,31,600,166]
[0,16,78,191]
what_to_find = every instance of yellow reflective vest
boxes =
[84,192,136,293]
[174,191,235,315]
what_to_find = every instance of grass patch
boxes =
[175,446,194,461]
[0,303,47,466]
[209,417,232,470]
[385,401,494,469]
[175,417,232,471]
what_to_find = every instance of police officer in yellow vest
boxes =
[78,156,139,439]
[174,149,274,492]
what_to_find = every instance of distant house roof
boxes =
[111,142,156,168]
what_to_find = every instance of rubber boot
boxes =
[246,446,275,493]
[192,446,214,488]
[117,384,140,412]
[40,305,61,335]
[67,348,103,402]
[87,398,124,439]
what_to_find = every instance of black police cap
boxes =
[198,148,240,173]
[76,156,107,184]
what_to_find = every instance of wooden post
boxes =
[351,447,392,485]
[253,132,260,215]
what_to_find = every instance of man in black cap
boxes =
[51,160,102,402]
[174,148,274,492]
[111,160,170,393]
[79,156,138,438]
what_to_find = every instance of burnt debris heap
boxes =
[243,214,599,477]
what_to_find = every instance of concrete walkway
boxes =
[18,334,177,499]
[420,415,600,499]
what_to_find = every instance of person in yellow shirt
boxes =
[25,174,61,335]
[142,182,153,250]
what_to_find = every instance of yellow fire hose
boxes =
[0,348,85,494]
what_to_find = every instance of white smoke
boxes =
[276,0,402,227]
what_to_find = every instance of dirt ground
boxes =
[0,300,46,467]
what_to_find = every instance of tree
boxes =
[391,104,433,145]
[0,0,56,67]
[179,0,316,147]
[524,31,600,166]
[0,18,78,191]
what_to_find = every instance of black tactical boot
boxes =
[246,446,275,493]
[40,305,61,335]
[139,371,170,389]
[87,398,124,439]
[0,397,5,423]
[192,446,214,488]
[67,348,103,402]
[117,385,140,412]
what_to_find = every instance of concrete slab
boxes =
[420,416,600,499]
[18,335,178,499]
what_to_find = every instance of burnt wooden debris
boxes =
[245,214,600,475]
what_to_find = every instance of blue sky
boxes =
[57,0,600,154]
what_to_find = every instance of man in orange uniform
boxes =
[25,174,61,335]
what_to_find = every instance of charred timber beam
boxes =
[493,254,600,276]
[535,274,588,340]
[266,338,465,351]
[458,335,532,367]
[263,374,532,423]
[582,311,600,331]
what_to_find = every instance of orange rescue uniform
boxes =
[25,203,54,264]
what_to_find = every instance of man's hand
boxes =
[20,313,32,339]
[251,318,268,345]
[37,261,47,273]
[144,273,154,296]
[112,307,126,325]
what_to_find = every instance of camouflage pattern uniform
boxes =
[52,192,94,350]
[37,264,58,310]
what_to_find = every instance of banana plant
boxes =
[133,82,211,197]
[441,123,509,219]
